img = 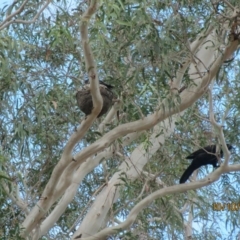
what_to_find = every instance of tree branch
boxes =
[3,182,29,215]
[72,115,180,238]
[0,0,52,30]
[21,6,240,238]
[98,100,121,133]
[79,163,240,240]
[208,84,231,165]
[80,0,103,119]
[36,129,142,238]
[21,0,101,236]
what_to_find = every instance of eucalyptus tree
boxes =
[0,0,240,239]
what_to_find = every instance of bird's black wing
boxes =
[180,154,206,184]
[180,151,219,183]
[179,163,196,184]
[186,145,216,159]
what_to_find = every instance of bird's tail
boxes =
[179,164,196,184]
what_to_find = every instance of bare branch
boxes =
[3,182,29,215]
[21,0,101,236]
[98,100,121,132]
[184,203,193,240]
[37,128,144,239]
[22,6,240,238]
[0,0,28,28]
[72,14,240,237]
[79,163,240,240]
[171,21,215,91]
[80,0,102,118]
[72,114,181,238]
[0,0,52,30]
[208,85,231,165]
[222,0,235,10]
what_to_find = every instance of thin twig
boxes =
[0,0,52,30]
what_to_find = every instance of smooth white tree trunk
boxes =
[73,116,179,238]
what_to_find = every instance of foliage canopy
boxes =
[0,0,240,239]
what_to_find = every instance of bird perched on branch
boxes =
[179,144,233,184]
[76,79,115,118]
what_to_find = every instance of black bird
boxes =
[76,80,115,118]
[179,144,232,184]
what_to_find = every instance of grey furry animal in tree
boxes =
[76,80,114,118]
